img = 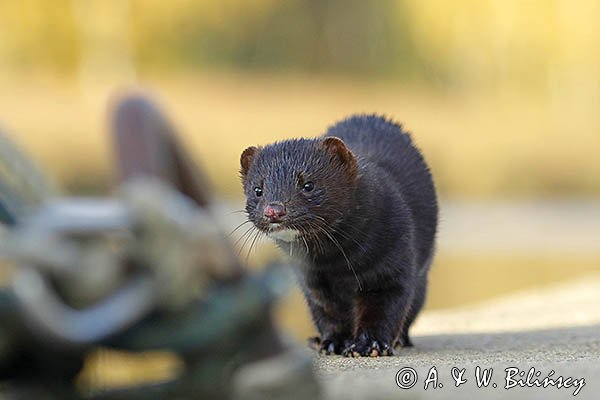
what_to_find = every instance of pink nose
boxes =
[264,203,286,222]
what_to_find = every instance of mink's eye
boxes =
[302,181,314,192]
[254,187,263,197]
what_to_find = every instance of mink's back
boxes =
[324,114,438,270]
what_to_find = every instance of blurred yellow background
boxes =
[0,0,599,198]
[0,0,598,354]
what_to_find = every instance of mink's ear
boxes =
[240,146,258,179]
[321,137,358,179]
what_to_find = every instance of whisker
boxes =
[320,227,363,291]
[237,226,257,257]
[301,218,363,291]
[304,214,367,253]
[312,215,369,253]
[226,209,248,215]
[245,229,263,265]
[233,225,256,249]
[228,219,253,237]
[301,236,310,254]
[290,222,311,255]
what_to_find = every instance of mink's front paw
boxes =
[342,334,393,357]
[307,336,349,355]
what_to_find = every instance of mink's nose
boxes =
[264,203,286,222]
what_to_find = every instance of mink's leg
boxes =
[344,285,411,357]
[396,276,427,348]
[304,289,353,355]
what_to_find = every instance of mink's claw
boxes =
[307,336,348,355]
[342,335,393,357]
[320,339,350,355]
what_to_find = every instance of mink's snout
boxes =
[263,202,287,223]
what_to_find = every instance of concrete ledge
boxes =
[315,274,600,400]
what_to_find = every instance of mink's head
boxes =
[240,137,358,242]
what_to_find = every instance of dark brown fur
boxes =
[240,115,438,356]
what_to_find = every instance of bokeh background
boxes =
[0,0,599,387]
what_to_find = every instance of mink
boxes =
[239,115,438,357]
